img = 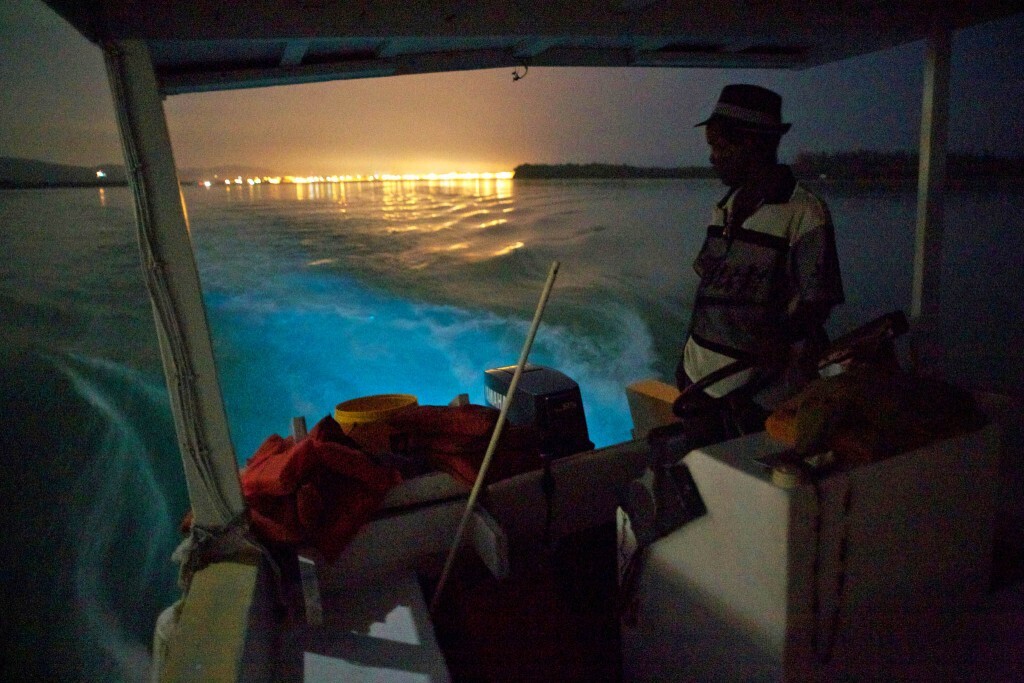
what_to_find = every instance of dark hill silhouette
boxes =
[0,157,127,188]
[513,163,716,179]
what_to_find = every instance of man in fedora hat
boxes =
[674,84,844,439]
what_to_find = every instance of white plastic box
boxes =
[620,426,999,682]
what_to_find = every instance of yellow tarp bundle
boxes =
[765,365,986,467]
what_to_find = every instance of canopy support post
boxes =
[103,40,246,528]
[911,17,952,376]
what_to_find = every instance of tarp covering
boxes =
[241,415,401,562]
[372,404,544,486]
[236,405,544,560]
[765,365,987,466]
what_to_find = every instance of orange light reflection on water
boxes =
[199,172,513,198]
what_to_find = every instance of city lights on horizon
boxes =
[199,170,515,188]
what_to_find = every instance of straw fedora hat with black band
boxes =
[696,84,792,135]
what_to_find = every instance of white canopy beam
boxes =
[911,17,952,374]
[103,39,246,527]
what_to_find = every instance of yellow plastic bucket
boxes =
[333,394,418,431]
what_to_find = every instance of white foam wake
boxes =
[51,354,178,683]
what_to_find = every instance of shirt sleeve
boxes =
[788,208,845,306]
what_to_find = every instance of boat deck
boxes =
[242,406,1024,682]
[262,522,1024,682]
[264,523,621,682]
[257,441,646,682]
[428,523,622,682]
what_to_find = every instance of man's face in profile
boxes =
[705,120,753,187]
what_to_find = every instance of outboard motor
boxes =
[484,364,594,458]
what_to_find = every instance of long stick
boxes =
[430,260,560,613]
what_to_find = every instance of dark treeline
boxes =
[514,152,1024,182]
[0,157,128,188]
[513,163,717,179]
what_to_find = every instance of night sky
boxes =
[2,0,1023,175]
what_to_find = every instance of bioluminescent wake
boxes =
[187,179,691,461]
[205,268,658,461]
[53,353,179,683]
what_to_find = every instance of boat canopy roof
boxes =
[42,0,1022,95]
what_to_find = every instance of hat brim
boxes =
[695,113,791,134]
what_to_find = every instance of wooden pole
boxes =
[430,261,560,613]
[911,16,952,375]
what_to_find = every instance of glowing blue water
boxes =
[184,179,710,457]
[57,353,179,682]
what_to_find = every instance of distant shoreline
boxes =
[0,181,129,190]
[512,163,717,180]
[513,155,1024,183]
[4,150,1023,188]
[5,175,1024,191]
[6,177,1023,191]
